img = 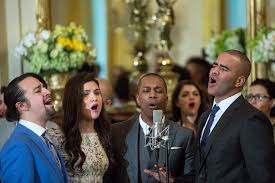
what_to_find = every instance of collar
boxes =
[213,92,242,112]
[19,119,46,137]
[138,114,165,135]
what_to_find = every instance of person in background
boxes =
[185,56,211,91]
[97,78,113,109]
[195,50,275,183]
[171,80,207,136]
[48,73,114,183]
[186,56,212,107]
[111,73,194,183]
[0,73,68,183]
[247,78,275,142]
[0,86,7,118]
[0,86,16,150]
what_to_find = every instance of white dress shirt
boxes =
[201,92,242,141]
[19,119,46,137]
[139,115,165,135]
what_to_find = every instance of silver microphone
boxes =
[152,110,164,139]
[145,110,169,150]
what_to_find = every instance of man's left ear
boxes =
[271,98,275,108]
[235,76,246,87]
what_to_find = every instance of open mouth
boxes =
[209,77,217,84]
[43,97,52,105]
[148,103,157,109]
[91,104,98,111]
[188,102,195,108]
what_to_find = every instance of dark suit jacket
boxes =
[111,114,195,183]
[0,124,68,183]
[195,96,275,183]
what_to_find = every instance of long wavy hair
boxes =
[62,72,114,172]
[171,80,207,130]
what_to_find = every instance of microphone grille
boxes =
[153,110,163,123]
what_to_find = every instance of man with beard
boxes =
[111,73,194,183]
[0,73,68,183]
[195,50,275,183]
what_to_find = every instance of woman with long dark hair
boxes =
[48,73,114,182]
[171,80,207,136]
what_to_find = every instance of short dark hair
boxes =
[4,73,47,122]
[137,73,167,93]
[251,78,275,117]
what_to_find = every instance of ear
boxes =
[106,99,112,106]
[235,76,246,87]
[136,94,140,106]
[271,99,275,108]
[15,101,29,112]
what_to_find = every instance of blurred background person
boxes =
[247,78,275,142]
[0,86,7,118]
[185,56,213,107]
[48,73,114,182]
[185,56,211,91]
[0,86,15,150]
[171,80,207,136]
[97,78,113,109]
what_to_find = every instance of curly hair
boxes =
[62,72,114,172]
[171,80,207,130]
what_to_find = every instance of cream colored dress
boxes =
[48,127,109,183]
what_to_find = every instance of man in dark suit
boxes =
[195,50,275,183]
[111,73,194,183]
[0,73,68,183]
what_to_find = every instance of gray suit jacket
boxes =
[195,96,275,183]
[111,114,195,183]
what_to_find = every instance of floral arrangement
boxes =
[205,28,246,63]
[248,26,275,63]
[15,22,96,74]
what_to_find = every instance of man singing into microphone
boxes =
[111,73,194,183]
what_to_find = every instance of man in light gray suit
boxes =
[111,73,194,183]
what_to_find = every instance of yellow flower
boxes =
[71,38,85,51]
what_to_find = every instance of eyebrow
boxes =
[33,84,42,91]
[213,62,230,71]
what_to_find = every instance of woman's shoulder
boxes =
[47,124,65,145]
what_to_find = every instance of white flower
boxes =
[14,41,27,56]
[39,30,51,40]
[23,33,36,48]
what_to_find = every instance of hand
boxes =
[144,165,174,183]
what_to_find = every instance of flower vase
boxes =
[43,72,72,112]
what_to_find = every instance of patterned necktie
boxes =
[200,105,220,155]
[42,132,61,168]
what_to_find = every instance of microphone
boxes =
[152,110,164,140]
[145,110,169,150]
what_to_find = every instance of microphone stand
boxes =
[164,138,169,183]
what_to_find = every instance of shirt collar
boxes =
[213,92,242,112]
[19,119,46,137]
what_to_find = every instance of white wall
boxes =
[1,0,36,83]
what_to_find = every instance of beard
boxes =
[45,105,55,119]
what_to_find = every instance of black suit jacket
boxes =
[195,96,275,183]
[111,114,195,183]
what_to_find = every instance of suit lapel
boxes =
[125,118,140,182]
[16,124,64,182]
[158,120,176,166]
[198,96,244,171]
